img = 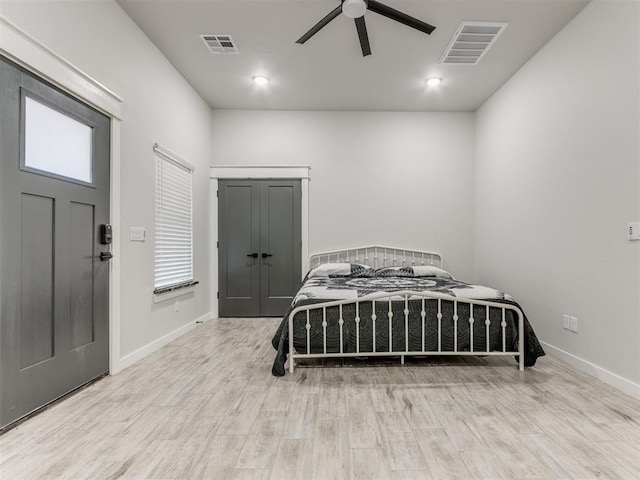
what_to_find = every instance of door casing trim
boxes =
[0,16,124,374]
[210,166,310,318]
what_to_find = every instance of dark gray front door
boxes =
[218,179,301,317]
[0,56,111,430]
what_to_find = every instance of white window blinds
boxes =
[154,144,195,291]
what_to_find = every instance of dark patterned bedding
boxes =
[271,265,545,376]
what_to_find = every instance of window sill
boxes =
[153,280,199,303]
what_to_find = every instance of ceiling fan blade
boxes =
[354,17,372,56]
[367,0,436,35]
[296,4,343,44]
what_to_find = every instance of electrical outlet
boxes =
[570,316,578,333]
[174,300,179,313]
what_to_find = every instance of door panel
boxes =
[225,185,256,299]
[260,181,302,316]
[218,181,260,316]
[0,56,110,429]
[218,179,301,317]
[20,194,55,368]
[69,202,95,349]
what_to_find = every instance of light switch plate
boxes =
[628,222,640,241]
[129,227,146,242]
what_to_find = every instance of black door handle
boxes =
[99,252,113,261]
[262,253,273,258]
[247,253,258,258]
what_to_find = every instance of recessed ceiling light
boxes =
[426,77,442,87]
[253,75,269,86]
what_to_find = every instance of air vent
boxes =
[200,34,239,54]
[439,22,508,65]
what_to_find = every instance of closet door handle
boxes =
[247,253,258,258]
[262,253,273,258]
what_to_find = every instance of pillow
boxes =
[376,266,414,277]
[375,265,453,279]
[411,265,453,279]
[307,262,374,278]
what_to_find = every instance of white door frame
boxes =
[210,165,310,318]
[0,16,124,374]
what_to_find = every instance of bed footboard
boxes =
[287,290,525,373]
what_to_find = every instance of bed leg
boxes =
[519,355,524,371]
[401,355,405,365]
[289,358,295,373]
[518,313,525,371]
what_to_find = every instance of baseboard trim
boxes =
[111,312,212,374]
[540,341,640,400]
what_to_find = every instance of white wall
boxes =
[210,110,476,281]
[0,0,213,368]
[476,0,640,391]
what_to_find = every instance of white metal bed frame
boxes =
[288,246,525,372]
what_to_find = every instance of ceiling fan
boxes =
[296,0,436,57]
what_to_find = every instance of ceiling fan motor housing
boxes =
[342,0,367,19]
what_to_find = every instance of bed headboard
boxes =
[309,246,443,270]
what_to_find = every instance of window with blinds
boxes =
[153,144,195,293]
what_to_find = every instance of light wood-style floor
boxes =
[1,317,640,480]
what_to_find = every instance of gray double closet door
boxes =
[0,56,111,430]
[218,179,302,317]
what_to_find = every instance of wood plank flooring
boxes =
[1,317,639,479]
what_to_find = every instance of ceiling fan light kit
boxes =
[296,0,436,57]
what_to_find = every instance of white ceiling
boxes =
[116,0,589,112]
